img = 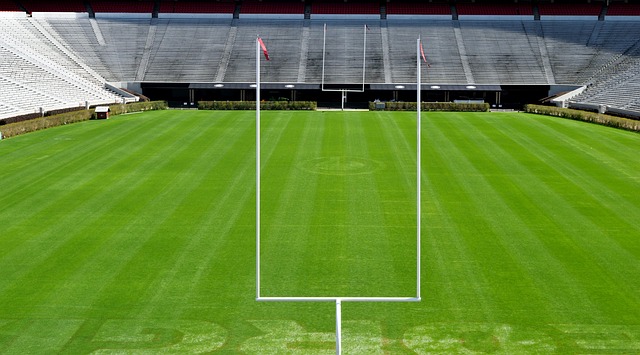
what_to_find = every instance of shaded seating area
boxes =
[538,3,602,16]
[20,0,86,13]
[607,3,640,16]
[457,3,533,16]
[91,0,154,13]
[241,0,304,15]
[312,0,379,15]
[158,0,236,14]
[386,2,450,16]
[0,0,20,11]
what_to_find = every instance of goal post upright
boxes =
[416,37,422,300]
[256,35,261,301]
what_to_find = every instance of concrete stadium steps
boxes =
[460,21,547,84]
[41,17,640,88]
[95,18,150,81]
[0,73,69,118]
[304,21,385,85]
[4,16,640,117]
[44,18,117,81]
[571,54,640,110]
[223,19,305,83]
[386,20,466,84]
[144,19,231,82]
[0,18,123,118]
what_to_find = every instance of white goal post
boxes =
[254,35,424,355]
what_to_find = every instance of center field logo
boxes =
[299,156,385,176]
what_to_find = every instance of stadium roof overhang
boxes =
[370,84,502,91]
[188,83,502,91]
[190,83,321,90]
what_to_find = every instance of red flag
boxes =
[419,40,430,67]
[258,37,270,61]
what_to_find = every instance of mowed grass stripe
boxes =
[49,112,254,320]
[342,113,396,296]
[0,117,181,300]
[514,114,640,226]
[0,118,160,260]
[485,115,640,323]
[484,114,640,311]
[261,112,416,297]
[423,112,516,322]
[0,110,639,353]
[0,116,166,219]
[367,113,418,295]
[262,112,324,296]
[83,112,255,321]
[444,113,609,323]
[425,112,640,324]
[0,112,247,318]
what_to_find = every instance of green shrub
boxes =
[524,104,640,133]
[0,101,167,139]
[0,109,92,139]
[107,100,167,116]
[370,102,489,112]
[198,101,317,110]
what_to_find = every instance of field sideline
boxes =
[0,110,639,353]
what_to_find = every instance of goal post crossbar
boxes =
[257,297,421,303]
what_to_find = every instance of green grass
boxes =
[0,110,639,353]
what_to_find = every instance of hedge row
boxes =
[524,104,640,133]
[370,101,490,112]
[0,109,92,139]
[107,100,167,115]
[198,101,317,110]
[0,106,88,126]
[0,101,167,139]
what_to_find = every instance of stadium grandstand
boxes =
[1,0,639,120]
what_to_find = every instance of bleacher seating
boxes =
[305,21,384,84]
[386,20,466,84]
[91,0,154,13]
[457,3,533,16]
[2,7,640,119]
[144,19,232,81]
[386,3,450,15]
[158,0,236,14]
[21,0,86,13]
[538,3,602,16]
[0,18,125,119]
[607,3,640,16]
[241,0,304,15]
[41,16,640,87]
[570,47,640,111]
[460,21,548,84]
[312,0,379,15]
[223,19,306,83]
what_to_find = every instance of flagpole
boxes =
[322,23,326,91]
[362,24,367,92]
[416,37,421,300]
[256,35,261,300]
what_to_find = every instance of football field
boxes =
[0,110,639,353]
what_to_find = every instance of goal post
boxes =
[254,34,424,354]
